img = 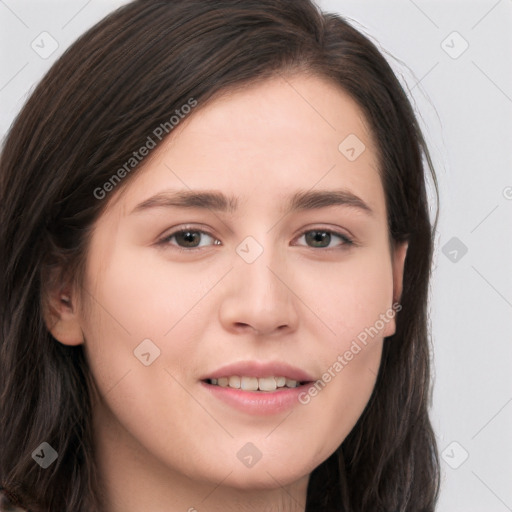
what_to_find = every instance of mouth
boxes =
[200,361,315,415]
[203,376,311,392]
[200,360,315,392]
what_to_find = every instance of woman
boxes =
[0,0,440,510]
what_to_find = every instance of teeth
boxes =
[258,376,277,391]
[208,376,302,391]
[241,376,259,391]
[228,376,241,389]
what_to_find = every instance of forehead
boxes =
[108,73,385,219]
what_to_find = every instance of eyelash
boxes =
[157,225,355,252]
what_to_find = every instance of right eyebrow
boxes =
[130,189,238,215]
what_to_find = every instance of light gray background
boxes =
[1,1,511,510]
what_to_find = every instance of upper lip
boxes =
[201,361,315,382]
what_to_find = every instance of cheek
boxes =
[301,245,395,341]
[291,248,393,443]
[296,340,383,450]
[80,249,219,478]
[83,241,217,341]
[79,241,221,414]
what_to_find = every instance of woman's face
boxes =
[56,74,406,502]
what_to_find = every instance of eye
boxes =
[157,226,354,252]
[158,227,221,251]
[295,229,354,249]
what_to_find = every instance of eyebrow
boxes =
[130,188,374,216]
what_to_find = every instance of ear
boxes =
[382,240,408,338]
[42,278,84,346]
[391,240,408,305]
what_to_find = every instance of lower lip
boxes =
[200,381,311,415]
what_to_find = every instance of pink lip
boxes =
[201,360,315,382]
[200,381,312,416]
[200,360,315,416]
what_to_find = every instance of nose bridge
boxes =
[235,233,285,303]
[218,231,298,335]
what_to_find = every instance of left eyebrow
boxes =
[130,188,374,216]
[287,189,374,216]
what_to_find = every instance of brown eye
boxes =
[173,230,202,248]
[159,228,220,250]
[297,229,353,249]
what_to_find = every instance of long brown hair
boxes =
[0,0,440,510]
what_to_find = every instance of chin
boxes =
[219,466,310,491]
[225,452,318,489]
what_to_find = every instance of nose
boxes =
[218,241,299,337]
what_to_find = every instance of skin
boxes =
[46,73,407,512]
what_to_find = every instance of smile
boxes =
[206,376,304,391]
